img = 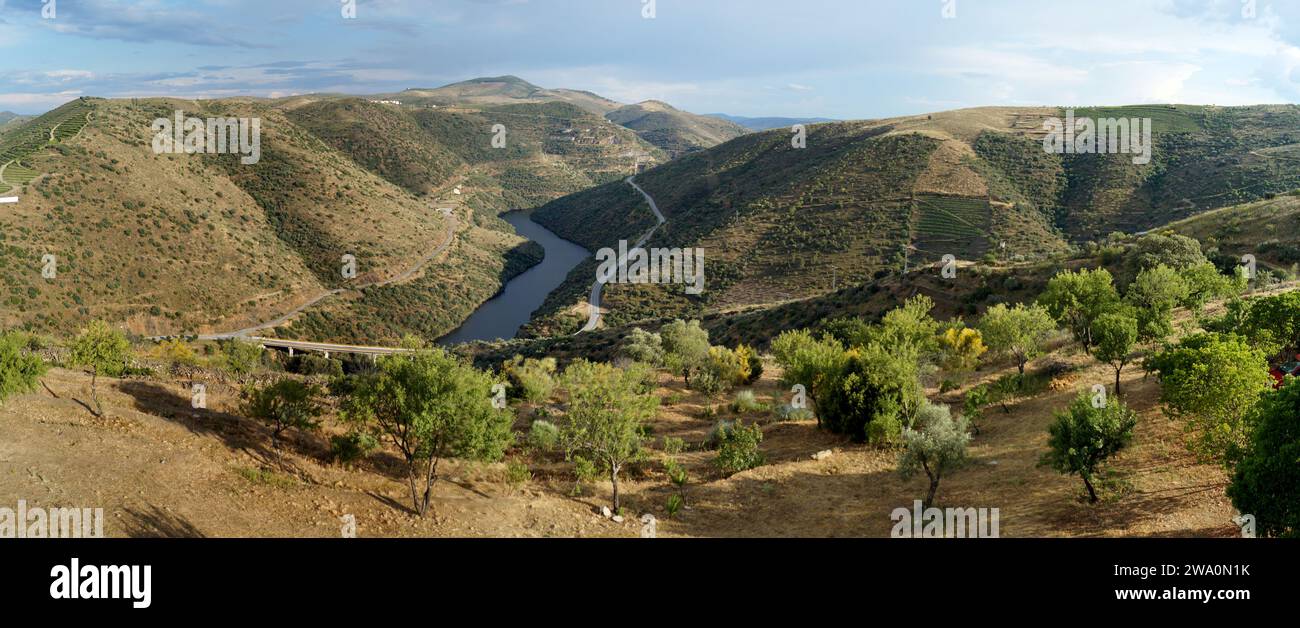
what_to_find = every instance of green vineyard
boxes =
[0,97,94,191]
[911,194,991,261]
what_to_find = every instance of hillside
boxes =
[0,97,528,342]
[524,105,1300,335]
[605,100,749,155]
[375,75,623,115]
[0,111,31,128]
[706,113,838,131]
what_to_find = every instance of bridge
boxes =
[241,336,413,360]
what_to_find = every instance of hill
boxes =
[376,76,623,115]
[605,100,750,155]
[0,111,32,128]
[0,97,532,342]
[523,105,1300,335]
[706,113,838,131]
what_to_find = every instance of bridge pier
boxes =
[288,347,294,357]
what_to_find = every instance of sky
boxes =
[1,0,1299,118]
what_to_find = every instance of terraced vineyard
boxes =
[0,98,94,192]
[911,194,991,262]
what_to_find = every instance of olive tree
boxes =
[660,319,711,386]
[898,402,971,509]
[342,342,514,517]
[1040,393,1138,503]
[1125,264,1188,344]
[560,360,659,512]
[68,320,131,417]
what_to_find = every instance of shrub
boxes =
[730,389,767,413]
[242,378,325,455]
[69,320,131,417]
[153,339,198,369]
[662,436,686,455]
[501,355,558,403]
[665,494,684,518]
[773,403,815,422]
[505,459,532,486]
[621,328,665,366]
[221,339,263,376]
[707,420,735,448]
[0,331,47,405]
[736,344,763,384]
[820,343,922,443]
[527,419,561,452]
[713,421,765,474]
[330,431,379,464]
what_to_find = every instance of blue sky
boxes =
[2,0,1298,117]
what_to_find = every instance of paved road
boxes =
[581,175,666,332]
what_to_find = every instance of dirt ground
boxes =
[0,334,1241,537]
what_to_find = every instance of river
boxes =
[438,211,589,345]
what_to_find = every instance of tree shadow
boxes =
[118,380,277,467]
[122,504,206,538]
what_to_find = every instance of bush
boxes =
[773,403,814,422]
[730,389,767,413]
[501,355,558,403]
[290,354,344,378]
[0,331,47,405]
[662,436,686,455]
[737,344,763,384]
[505,459,532,486]
[152,339,198,368]
[330,431,379,464]
[221,339,263,376]
[713,421,765,474]
[621,328,665,366]
[1227,379,1300,537]
[707,420,735,448]
[527,419,561,452]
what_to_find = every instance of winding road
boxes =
[580,175,666,332]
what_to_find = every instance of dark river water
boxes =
[438,211,590,345]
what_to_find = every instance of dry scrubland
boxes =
[0,309,1249,538]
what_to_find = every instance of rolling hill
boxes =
[0,97,543,342]
[605,100,750,156]
[523,104,1300,336]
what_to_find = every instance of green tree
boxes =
[560,360,659,512]
[1147,333,1273,467]
[500,355,558,403]
[770,329,847,421]
[342,342,514,517]
[1040,393,1138,503]
[1038,268,1120,353]
[620,327,665,366]
[1093,310,1138,395]
[872,295,941,358]
[241,379,324,460]
[978,302,1057,376]
[1181,261,1243,311]
[660,319,711,386]
[68,320,130,417]
[0,332,47,405]
[221,338,264,377]
[963,384,990,435]
[1125,264,1189,344]
[898,402,971,508]
[821,342,923,444]
[1227,379,1300,537]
